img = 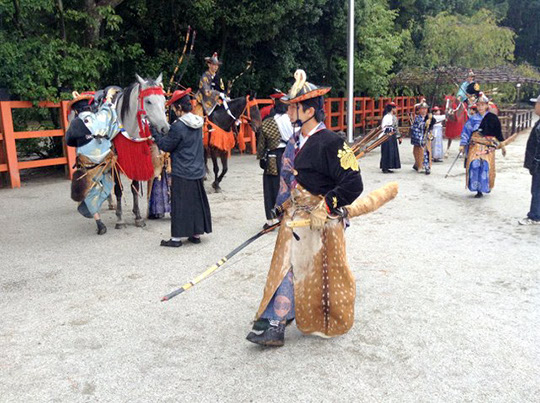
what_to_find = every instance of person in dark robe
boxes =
[256,93,293,228]
[152,88,212,247]
[379,102,401,173]
[519,93,540,225]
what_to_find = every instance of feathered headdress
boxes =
[282,69,331,104]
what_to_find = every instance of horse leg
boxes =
[107,194,116,210]
[445,138,452,158]
[132,180,146,227]
[114,173,127,229]
[216,151,228,188]
[204,147,209,181]
[210,148,221,192]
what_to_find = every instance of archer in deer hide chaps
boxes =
[247,70,363,347]
[461,94,504,197]
[66,99,120,234]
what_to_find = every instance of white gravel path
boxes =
[0,128,538,402]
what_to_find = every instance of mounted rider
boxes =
[195,52,227,116]
[457,70,481,105]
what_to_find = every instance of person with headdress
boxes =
[461,93,504,198]
[457,70,481,104]
[379,102,401,173]
[256,92,294,229]
[459,104,481,167]
[246,70,364,347]
[260,91,285,121]
[152,88,212,247]
[410,100,434,174]
[195,52,226,116]
[431,106,446,162]
[65,88,121,235]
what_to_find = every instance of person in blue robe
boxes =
[66,89,121,234]
[460,94,504,198]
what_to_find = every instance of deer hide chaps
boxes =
[255,186,356,338]
[71,154,113,202]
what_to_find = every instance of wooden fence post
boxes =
[0,102,21,188]
[60,101,76,178]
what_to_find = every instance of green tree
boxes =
[421,10,515,68]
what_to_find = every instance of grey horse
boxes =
[114,74,170,228]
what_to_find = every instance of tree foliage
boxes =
[421,10,515,68]
[0,0,537,102]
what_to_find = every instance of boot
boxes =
[252,318,294,332]
[96,219,107,235]
[246,322,285,347]
[474,191,483,198]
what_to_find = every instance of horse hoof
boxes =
[135,219,146,228]
[115,223,127,229]
[108,204,116,211]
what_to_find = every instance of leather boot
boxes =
[246,322,285,347]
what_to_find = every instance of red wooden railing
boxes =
[0,96,421,188]
[324,96,421,132]
[0,101,75,188]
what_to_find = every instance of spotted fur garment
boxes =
[255,185,356,338]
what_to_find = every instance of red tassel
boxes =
[113,135,154,181]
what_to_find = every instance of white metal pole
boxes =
[346,0,355,143]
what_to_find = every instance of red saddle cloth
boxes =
[113,130,154,181]
[445,108,468,140]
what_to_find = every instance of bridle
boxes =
[137,86,165,137]
[118,84,164,142]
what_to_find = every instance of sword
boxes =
[444,150,462,178]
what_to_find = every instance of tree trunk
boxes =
[83,0,126,47]
[56,0,67,42]
[12,0,26,37]
[84,0,101,46]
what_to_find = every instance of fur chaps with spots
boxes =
[255,186,356,338]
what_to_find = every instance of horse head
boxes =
[444,94,460,122]
[117,74,170,138]
[136,74,170,135]
[246,95,262,134]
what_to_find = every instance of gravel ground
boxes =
[0,128,538,402]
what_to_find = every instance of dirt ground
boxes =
[0,127,538,402]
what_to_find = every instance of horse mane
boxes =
[120,82,138,123]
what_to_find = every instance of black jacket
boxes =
[152,113,206,180]
[524,120,540,175]
[294,129,364,211]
